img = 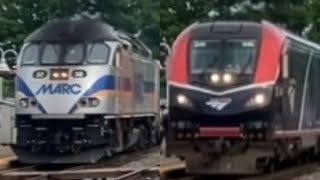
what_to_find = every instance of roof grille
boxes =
[211,22,243,33]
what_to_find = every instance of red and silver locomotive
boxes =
[166,20,320,174]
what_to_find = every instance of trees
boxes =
[160,0,318,44]
[0,0,159,56]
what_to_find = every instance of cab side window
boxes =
[112,49,121,68]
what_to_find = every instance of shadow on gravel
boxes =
[193,175,246,180]
[165,167,247,180]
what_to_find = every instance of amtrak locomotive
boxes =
[9,20,160,163]
[167,21,320,174]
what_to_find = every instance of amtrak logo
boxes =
[206,98,232,111]
[36,83,81,95]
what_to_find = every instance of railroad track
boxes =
[240,163,320,180]
[162,160,320,180]
[0,147,160,180]
[0,166,159,180]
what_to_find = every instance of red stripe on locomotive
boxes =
[199,127,242,138]
[254,21,285,84]
[168,25,194,83]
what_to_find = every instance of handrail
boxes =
[0,99,15,107]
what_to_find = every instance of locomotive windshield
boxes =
[20,42,110,65]
[190,39,258,88]
[190,39,257,74]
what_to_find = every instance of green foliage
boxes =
[160,0,320,44]
[3,77,14,98]
[160,75,167,98]
[0,0,159,56]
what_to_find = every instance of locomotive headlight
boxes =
[222,73,233,84]
[245,92,268,108]
[52,72,60,78]
[254,93,266,105]
[19,98,29,108]
[177,94,189,105]
[210,73,220,83]
[61,72,68,78]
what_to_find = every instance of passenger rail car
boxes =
[166,20,320,174]
[4,20,160,163]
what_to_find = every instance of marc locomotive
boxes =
[2,19,160,163]
[166,21,320,174]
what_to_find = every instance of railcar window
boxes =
[224,40,257,74]
[21,44,39,65]
[41,44,59,64]
[65,44,84,64]
[87,43,110,64]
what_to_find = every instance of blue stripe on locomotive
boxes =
[82,75,116,96]
[144,81,155,93]
[82,76,154,96]
[16,76,47,113]
[17,74,155,114]
[16,76,34,97]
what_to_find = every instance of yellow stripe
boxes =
[0,156,16,170]
[92,90,115,98]
[92,90,134,98]
[160,163,185,180]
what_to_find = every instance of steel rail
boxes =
[1,166,159,180]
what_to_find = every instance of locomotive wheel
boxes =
[263,158,276,173]
[71,144,81,154]
[137,125,148,150]
[299,151,311,164]
[297,156,303,165]
[148,119,159,146]
[150,128,159,146]
[31,144,40,153]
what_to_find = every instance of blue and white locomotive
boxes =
[9,20,160,163]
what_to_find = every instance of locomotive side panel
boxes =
[279,38,320,133]
[131,57,157,115]
[282,41,310,130]
[132,58,145,114]
[117,48,134,115]
[144,61,157,113]
[298,45,320,130]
